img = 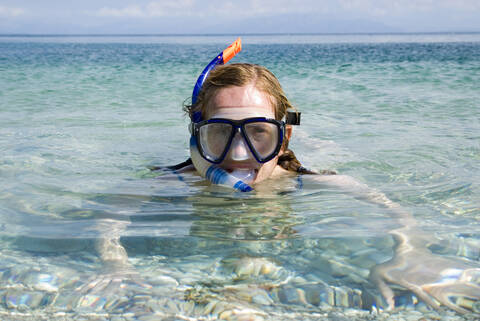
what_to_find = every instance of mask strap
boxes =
[285,111,301,125]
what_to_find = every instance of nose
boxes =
[228,131,251,161]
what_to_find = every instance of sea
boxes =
[0,33,479,320]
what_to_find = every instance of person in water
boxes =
[93,40,478,315]
[161,47,479,314]
[169,62,327,184]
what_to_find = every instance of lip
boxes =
[225,167,258,184]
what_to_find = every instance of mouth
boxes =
[224,167,258,183]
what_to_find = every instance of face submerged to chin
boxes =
[204,85,284,184]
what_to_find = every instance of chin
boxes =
[253,160,278,183]
[251,169,272,184]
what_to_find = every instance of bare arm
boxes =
[311,174,480,314]
[311,174,414,226]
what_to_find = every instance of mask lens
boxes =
[199,122,232,162]
[244,122,279,160]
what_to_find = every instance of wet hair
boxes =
[184,63,324,175]
[185,63,290,122]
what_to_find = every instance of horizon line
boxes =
[1,31,480,37]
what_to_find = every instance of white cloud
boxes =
[337,0,480,15]
[0,5,25,17]
[77,0,480,33]
[146,0,195,16]
[92,0,331,19]
[96,5,144,17]
[95,0,196,18]
[242,0,330,16]
[455,0,480,10]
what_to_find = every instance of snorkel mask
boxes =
[189,38,300,192]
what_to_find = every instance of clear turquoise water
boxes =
[0,34,479,320]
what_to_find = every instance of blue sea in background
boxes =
[0,34,479,320]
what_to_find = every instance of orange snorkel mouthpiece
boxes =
[222,37,242,64]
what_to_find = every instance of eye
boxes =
[251,126,268,134]
[245,123,274,141]
[207,123,231,136]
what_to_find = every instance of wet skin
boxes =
[313,174,480,314]
[370,226,480,314]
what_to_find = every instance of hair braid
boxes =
[278,149,336,175]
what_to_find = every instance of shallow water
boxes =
[0,34,479,320]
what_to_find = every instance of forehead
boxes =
[205,85,275,119]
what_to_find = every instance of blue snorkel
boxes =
[191,37,242,118]
[189,38,253,192]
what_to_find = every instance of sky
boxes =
[1,0,480,34]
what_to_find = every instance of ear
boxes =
[285,125,293,141]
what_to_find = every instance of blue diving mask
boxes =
[191,117,286,164]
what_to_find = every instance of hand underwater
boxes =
[76,220,152,298]
[370,227,480,314]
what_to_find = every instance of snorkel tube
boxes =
[191,37,242,117]
[189,38,253,192]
